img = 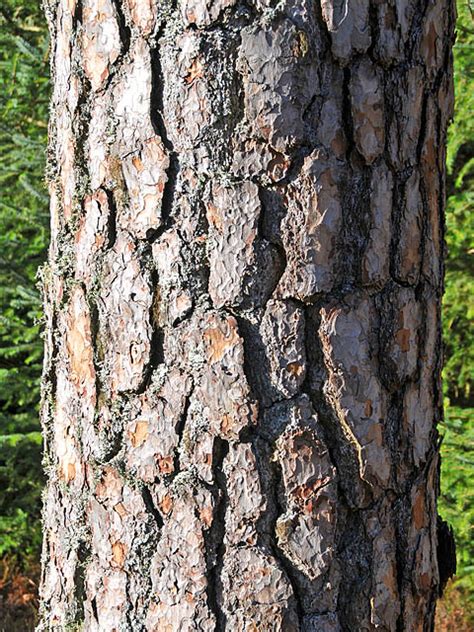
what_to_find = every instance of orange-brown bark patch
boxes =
[130,421,149,448]
[112,541,126,568]
[396,328,411,352]
[203,319,240,364]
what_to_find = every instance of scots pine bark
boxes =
[39,0,456,630]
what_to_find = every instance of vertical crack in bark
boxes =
[103,187,118,249]
[72,541,91,627]
[235,315,305,621]
[197,199,211,298]
[338,167,372,289]
[405,0,431,60]
[305,309,370,508]
[110,0,131,56]
[385,389,407,491]
[415,93,429,166]
[99,423,125,462]
[394,494,409,632]
[256,185,288,298]
[389,172,407,284]
[98,0,132,94]
[367,0,380,63]
[268,456,304,623]
[137,266,164,393]
[341,66,356,162]
[72,86,92,210]
[147,36,179,244]
[97,396,126,462]
[90,597,98,623]
[171,385,193,478]
[132,27,181,405]
[205,436,229,631]
[72,0,83,28]
[82,282,103,411]
[336,508,373,631]
[141,486,164,530]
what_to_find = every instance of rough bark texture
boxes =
[39,0,455,630]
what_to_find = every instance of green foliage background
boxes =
[0,0,472,616]
[0,0,49,564]
[438,1,474,609]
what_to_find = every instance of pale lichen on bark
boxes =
[40,0,456,629]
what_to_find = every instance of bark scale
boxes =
[39,0,455,630]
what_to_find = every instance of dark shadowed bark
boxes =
[39,0,456,630]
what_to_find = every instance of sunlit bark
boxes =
[39,0,455,629]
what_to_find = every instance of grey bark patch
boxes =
[261,299,307,399]
[98,232,153,394]
[320,0,371,63]
[279,150,343,299]
[349,57,385,164]
[206,180,260,309]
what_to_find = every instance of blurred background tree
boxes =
[0,0,472,628]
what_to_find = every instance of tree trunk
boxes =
[39,0,455,630]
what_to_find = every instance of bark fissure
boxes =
[204,437,229,631]
[103,188,118,249]
[141,486,164,530]
[147,37,178,244]
[269,456,305,624]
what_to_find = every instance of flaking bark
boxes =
[39,0,456,630]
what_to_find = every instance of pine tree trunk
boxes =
[39,0,456,630]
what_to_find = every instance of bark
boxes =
[39,0,456,630]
